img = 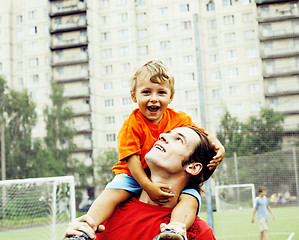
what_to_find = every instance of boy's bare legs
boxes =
[159,194,198,239]
[261,230,268,240]
[87,189,132,230]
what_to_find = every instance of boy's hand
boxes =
[207,142,225,170]
[145,182,175,205]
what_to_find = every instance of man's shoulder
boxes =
[187,217,216,240]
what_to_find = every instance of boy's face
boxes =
[131,73,173,124]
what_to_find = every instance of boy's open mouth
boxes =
[147,106,160,113]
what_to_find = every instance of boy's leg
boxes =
[87,188,132,228]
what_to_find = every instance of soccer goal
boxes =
[0,176,76,240]
[215,183,255,212]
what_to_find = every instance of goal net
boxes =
[0,176,76,240]
[215,183,255,212]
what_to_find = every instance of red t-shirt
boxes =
[96,198,216,240]
[113,108,207,176]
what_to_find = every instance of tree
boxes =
[96,148,118,192]
[43,81,77,176]
[0,77,39,179]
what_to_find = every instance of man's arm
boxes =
[251,206,257,223]
[126,154,174,204]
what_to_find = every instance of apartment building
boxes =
[1,0,297,198]
[256,0,299,145]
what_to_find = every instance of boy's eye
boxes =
[159,91,167,95]
[142,90,150,94]
[176,137,183,142]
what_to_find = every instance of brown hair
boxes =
[131,60,175,98]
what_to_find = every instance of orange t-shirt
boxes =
[112,108,207,176]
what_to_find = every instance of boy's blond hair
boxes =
[131,60,175,98]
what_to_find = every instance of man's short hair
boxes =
[258,186,266,193]
[130,60,175,98]
[182,126,216,192]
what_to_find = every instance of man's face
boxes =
[145,127,200,174]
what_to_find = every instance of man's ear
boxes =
[131,91,137,103]
[185,163,202,176]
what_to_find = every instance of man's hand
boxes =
[63,214,105,240]
[207,142,225,170]
[145,182,175,205]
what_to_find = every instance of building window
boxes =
[224,15,234,25]
[207,2,215,11]
[104,65,113,74]
[159,24,169,32]
[212,71,221,82]
[100,15,110,25]
[212,89,222,99]
[226,50,237,60]
[182,38,192,47]
[31,74,39,82]
[122,79,130,88]
[246,48,257,58]
[244,30,255,40]
[116,0,126,5]
[248,65,259,76]
[185,90,196,101]
[228,67,239,78]
[210,53,219,63]
[214,107,224,117]
[106,133,116,142]
[183,55,193,64]
[120,63,130,73]
[105,116,115,125]
[102,48,112,58]
[251,102,261,112]
[122,97,132,106]
[28,10,37,20]
[104,82,113,90]
[229,86,240,96]
[160,40,171,50]
[249,84,261,94]
[158,7,168,16]
[0,62,2,71]
[184,72,195,82]
[231,104,242,114]
[29,26,38,35]
[101,32,111,41]
[118,29,128,39]
[136,12,146,22]
[104,99,114,108]
[182,21,191,30]
[100,0,110,8]
[17,61,23,70]
[243,13,253,22]
[17,15,23,23]
[137,29,148,38]
[29,58,38,67]
[135,0,145,6]
[118,13,128,22]
[29,42,38,51]
[186,108,198,119]
[242,0,252,4]
[119,46,129,56]
[223,0,232,7]
[208,36,217,46]
[179,4,190,12]
[138,45,148,55]
[225,32,236,42]
[207,19,217,29]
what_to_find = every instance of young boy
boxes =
[73,60,225,240]
[251,186,275,240]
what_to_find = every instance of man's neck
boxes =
[138,173,188,208]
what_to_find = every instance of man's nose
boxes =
[159,133,168,142]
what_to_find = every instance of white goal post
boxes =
[215,183,256,212]
[0,176,76,240]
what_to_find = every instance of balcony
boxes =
[260,26,299,41]
[257,7,299,23]
[265,85,299,97]
[261,46,299,59]
[49,1,87,17]
[64,86,90,99]
[53,69,89,82]
[52,52,88,67]
[72,102,90,115]
[50,19,87,34]
[263,65,299,78]
[51,36,87,50]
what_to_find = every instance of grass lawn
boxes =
[1,206,298,240]
[200,206,299,240]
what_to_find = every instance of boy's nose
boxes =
[150,93,158,102]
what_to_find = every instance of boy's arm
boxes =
[251,206,257,223]
[126,154,174,204]
[267,204,275,220]
[206,134,225,170]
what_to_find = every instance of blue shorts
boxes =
[106,174,201,214]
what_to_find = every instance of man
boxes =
[64,126,217,240]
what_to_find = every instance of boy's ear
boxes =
[185,163,202,176]
[131,91,137,103]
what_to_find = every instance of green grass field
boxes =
[1,206,298,240]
